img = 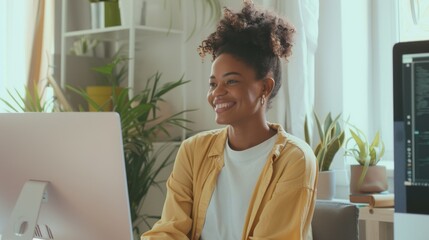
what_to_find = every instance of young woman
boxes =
[142,2,317,239]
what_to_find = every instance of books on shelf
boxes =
[349,193,394,208]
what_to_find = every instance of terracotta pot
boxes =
[317,170,336,200]
[350,165,388,194]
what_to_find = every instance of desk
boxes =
[358,207,394,240]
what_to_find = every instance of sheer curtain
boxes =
[260,0,319,141]
[0,0,54,112]
[0,1,31,112]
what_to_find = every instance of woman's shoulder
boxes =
[181,128,227,147]
[270,123,315,161]
[186,128,225,140]
[284,133,314,157]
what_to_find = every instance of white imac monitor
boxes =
[0,112,133,240]
[393,40,429,240]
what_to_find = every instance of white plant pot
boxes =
[119,0,145,26]
[317,170,336,200]
[90,2,105,29]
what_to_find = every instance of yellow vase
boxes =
[86,86,122,112]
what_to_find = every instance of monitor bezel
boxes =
[393,40,429,215]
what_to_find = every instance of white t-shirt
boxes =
[201,135,277,240]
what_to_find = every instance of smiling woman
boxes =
[142,1,318,240]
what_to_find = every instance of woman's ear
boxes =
[263,77,275,96]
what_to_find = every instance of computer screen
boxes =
[0,112,133,240]
[393,40,429,239]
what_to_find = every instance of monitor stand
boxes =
[2,180,48,240]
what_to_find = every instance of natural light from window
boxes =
[0,2,31,112]
[378,0,429,172]
[384,0,429,171]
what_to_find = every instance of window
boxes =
[344,0,428,167]
[380,0,429,168]
[0,2,32,112]
[0,1,54,113]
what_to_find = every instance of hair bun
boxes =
[198,2,295,60]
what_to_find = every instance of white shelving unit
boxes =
[60,0,188,140]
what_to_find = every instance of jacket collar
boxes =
[208,123,288,166]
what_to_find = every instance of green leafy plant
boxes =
[0,75,73,113]
[1,86,52,112]
[188,0,222,39]
[304,112,345,171]
[92,51,129,86]
[154,0,221,39]
[69,72,192,236]
[69,36,99,56]
[345,124,385,185]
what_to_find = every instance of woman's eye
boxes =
[209,82,217,88]
[226,79,238,85]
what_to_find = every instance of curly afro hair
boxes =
[198,1,295,107]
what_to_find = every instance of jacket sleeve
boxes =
[251,150,317,240]
[141,141,195,240]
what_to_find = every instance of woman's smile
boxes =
[214,101,236,113]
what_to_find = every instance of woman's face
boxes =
[207,53,265,126]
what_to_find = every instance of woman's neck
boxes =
[227,122,276,151]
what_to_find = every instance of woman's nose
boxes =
[211,83,227,96]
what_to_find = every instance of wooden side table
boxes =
[358,207,394,240]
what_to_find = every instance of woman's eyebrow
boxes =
[223,72,241,77]
[209,72,242,80]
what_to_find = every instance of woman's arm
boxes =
[141,142,195,240]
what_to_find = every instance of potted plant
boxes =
[345,125,387,194]
[88,0,121,28]
[85,52,128,111]
[69,72,192,237]
[304,112,345,199]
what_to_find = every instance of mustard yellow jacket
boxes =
[142,123,318,240]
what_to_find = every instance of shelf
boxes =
[60,0,188,141]
[136,26,183,35]
[64,25,183,42]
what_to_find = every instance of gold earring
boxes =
[260,95,266,105]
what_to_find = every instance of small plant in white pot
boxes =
[305,112,345,200]
[345,125,387,194]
